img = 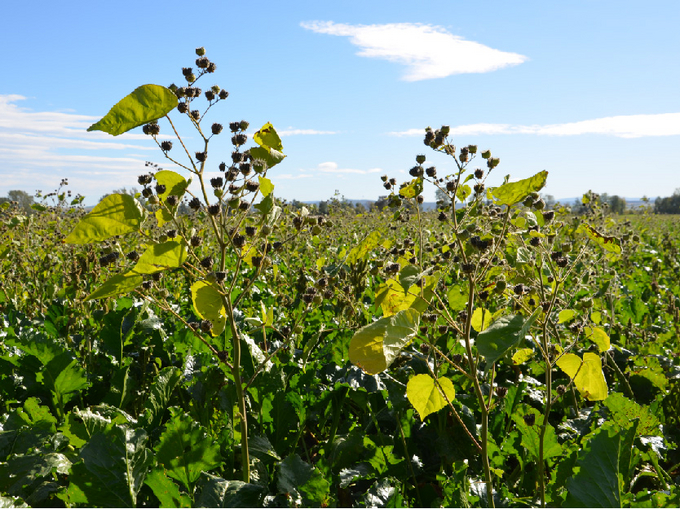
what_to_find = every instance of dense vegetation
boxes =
[1,50,679,508]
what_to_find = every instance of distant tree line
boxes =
[654,189,680,214]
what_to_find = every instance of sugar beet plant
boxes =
[62,48,288,485]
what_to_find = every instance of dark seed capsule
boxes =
[523,413,536,426]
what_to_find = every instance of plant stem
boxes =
[227,295,250,483]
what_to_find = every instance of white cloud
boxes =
[301,21,527,81]
[0,94,162,200]
[388,112,680,138]
[303,162,383,175]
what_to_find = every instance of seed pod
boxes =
[200,319,213,333]
[416,155,426,164]
[523,413,536,426]
[481,149,491,159]
[496,386,508,398]
[200,256,213,269]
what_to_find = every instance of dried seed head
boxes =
[126,251,140,262]
[200,256,213,269]
[200,319,213,333]
[188,197,201,210]
[211,123,223,135]
[496,386,508,398]
[474,168,484,179]
[523,413,536,426]
[208,204,220,216]
[210,177,223,188]
[161,141,173,152]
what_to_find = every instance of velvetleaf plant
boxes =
[348,125,621,507]
[64,48,287,483]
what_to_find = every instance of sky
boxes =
[1,0,679,206]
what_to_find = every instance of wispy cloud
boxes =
[301,162,384,175]
[0,94,157,199]
[300,21,527,81]
[388,113,680,138]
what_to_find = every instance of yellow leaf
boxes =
[471,308,491,332]
[190,280,227,336]
[557,352,608,401]
[585,326,610,353]
[512,348,534,365]
[407,374,456,420]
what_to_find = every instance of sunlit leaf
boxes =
[471,308,491,332]
[456,184,471,202]
[399,178,423,199]
[407,374,456,420]
[64,194,143,244]
[258,176,275,197]
[557,352,608,401]
[584,326,610,353]
[512,348,534,365]
[447,283,468,312]
[489,170,548,206]
[254,122,283,152]
[87,273,144,300]
[88,84,178,136]
[349,309,420,374]
[578,223,622,261]
[558,309,576,323]
[191,280,227,336]
[132,241,187,274]
[347,231,382,265]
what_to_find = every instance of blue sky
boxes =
[1,0,679,205]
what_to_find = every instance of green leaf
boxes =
[489,170,548,206]
[154,408,222,492]
[254,122,283,152]
[399,177,423,199]
[39,352,88,407]
[66,426,152,507]
[447,283,468,312]
[513,409,562,460]
[347,231,382,265]
[88,84,178,136]
[87,273,144,300]
[277,454,330,507]
[406,374,456,420]
[64,194,143,244]
[603,393,660,436]
[195,474,265,508]
[349,309,420,374]
[557,352,608,401]
[578,223,622,261]
[154,170,188,201]
[565,422,638,507]
[191,280,227,336]
[258,176,274,197]
[584,326,610,353]
[456,184,471,202]
[558,309,576,323]
[144,468,192,508]
[476,308,540,364]
[142,367,182,430]
[131,240,187,274]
